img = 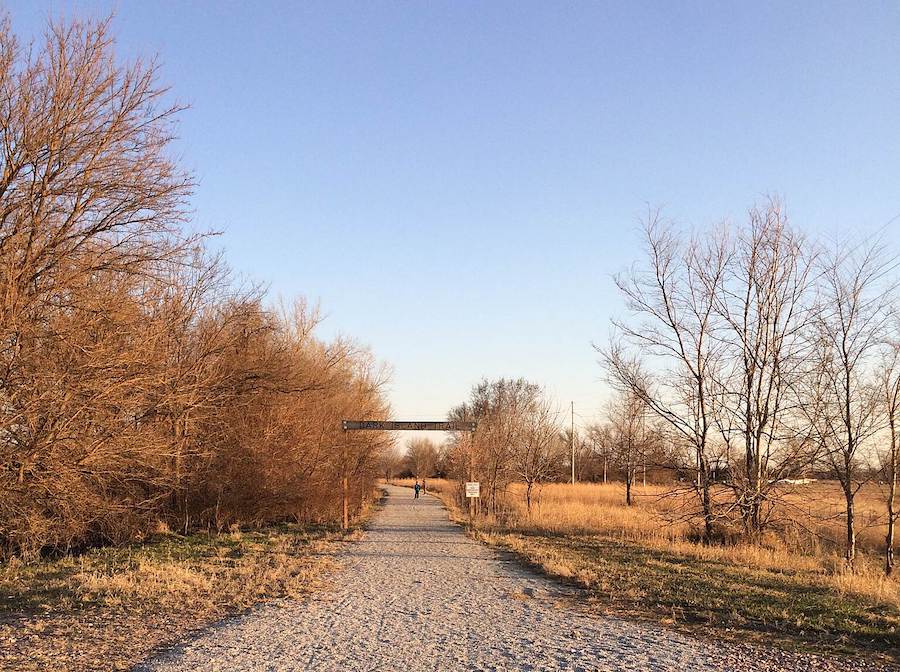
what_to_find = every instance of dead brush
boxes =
[75,560,214,608]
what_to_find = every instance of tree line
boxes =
[601,201,899,572]
[405,201,899,576]
[0,17,390,559]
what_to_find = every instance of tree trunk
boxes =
[625,469,633,506]
[887,456,896,575]
[887,510,896,576]
[698,449,714,542]
[745,440,763,537]
[886,420,897,576]
[171,415,189,531]
[844,486,856,566]
[488,467,499,515]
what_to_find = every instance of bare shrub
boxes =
[0,16,390,559]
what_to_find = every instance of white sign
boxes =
[465,482,480,498]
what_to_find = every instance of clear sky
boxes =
[7,1,900,427]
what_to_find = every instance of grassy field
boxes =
[0,515,373,672]
[395,478,900,664]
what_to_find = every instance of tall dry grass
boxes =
[396,478,900,608]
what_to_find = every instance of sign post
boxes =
[465,481,480,530]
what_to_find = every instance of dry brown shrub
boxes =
[0,15,390,560]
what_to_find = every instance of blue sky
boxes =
[8,1,900,426]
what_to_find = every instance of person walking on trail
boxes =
[414,481,420,499]
[422,479,426,494]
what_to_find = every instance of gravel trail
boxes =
[139,486,885,672]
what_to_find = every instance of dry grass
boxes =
[0,523,352,672]
[408,479,900,606]
[69,528,338,609]
[394,477,900,662]
[522,482,898,605]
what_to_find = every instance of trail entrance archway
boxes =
[340,419,477,529]
[342,420,476,432]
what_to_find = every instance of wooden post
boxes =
[342,475,349,531]
[466,430,475,532]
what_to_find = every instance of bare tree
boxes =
[879,339,900,574]
[513,396,563,514]
[0,15,193,556]
[804,239,895,565]
[405,438,439,479]
[603,392,656,506]
[448,378,540,514]
[380,449,405,481]
[601,213,729,540]
[584,423,613,483]
[709,201,819,536]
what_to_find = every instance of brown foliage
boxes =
[0,16,389,559]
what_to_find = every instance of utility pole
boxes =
[570,401,575,485]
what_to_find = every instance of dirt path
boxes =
[138,486,874,672]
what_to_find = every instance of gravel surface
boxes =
[139,486,891,672]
